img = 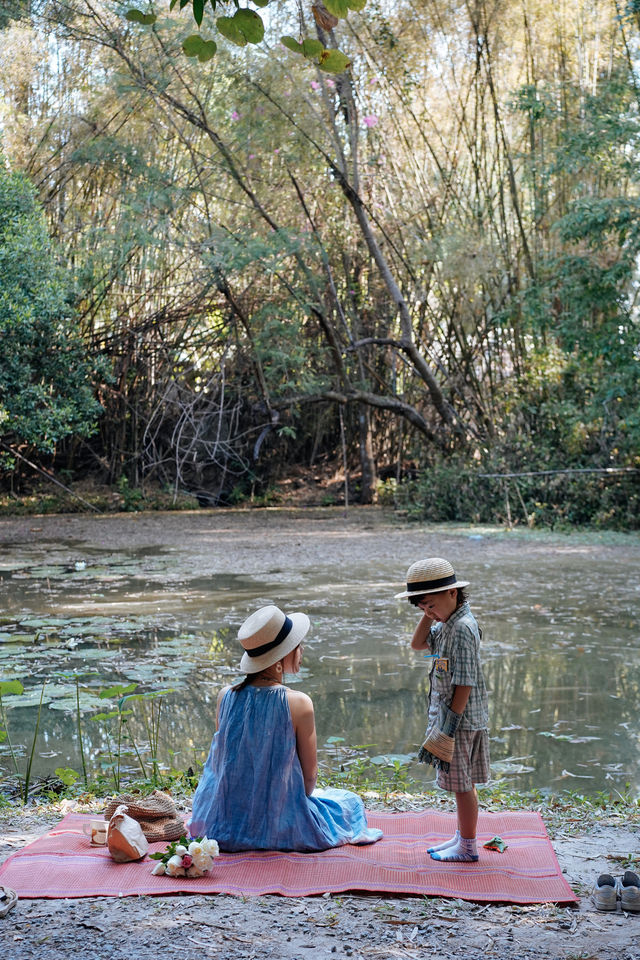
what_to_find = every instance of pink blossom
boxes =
[231,110,239,121]
[182,854,193,868]
[325,79,335,89]
[274,148,280,154]
[363,114,378,128]
[310,80,321,91]
[369,76,379,84]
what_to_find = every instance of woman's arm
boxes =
[411,613,434,651]
[287,690,318,795]
[215,685,230,727]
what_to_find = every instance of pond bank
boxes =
[1,794,639,960]
[1,508,640,957]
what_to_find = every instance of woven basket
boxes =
[137,816,186,842]
[103,789,177,822]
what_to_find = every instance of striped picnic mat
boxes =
[0,809,577,904]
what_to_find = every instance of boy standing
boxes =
[396,557,490,862]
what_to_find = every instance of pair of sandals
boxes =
[593,870,640,912]
[0,885,17,917]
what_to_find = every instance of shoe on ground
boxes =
[620,870,640,913]
[593,873,617,911]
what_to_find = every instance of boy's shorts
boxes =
[436,729,490,793]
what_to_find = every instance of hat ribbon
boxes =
[406,573,457,592]
[246,615,293,658]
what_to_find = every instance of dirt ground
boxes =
[1,800,639,960]
[1,508,640,959]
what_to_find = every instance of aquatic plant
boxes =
[92,683,139,790]
[51,669,100,787]
[0,678,47,802]
[122,688,174,784]
[0,680,23,790]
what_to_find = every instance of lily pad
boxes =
[49,693,106,712]
[0,633,37,644]
[369,753,414,766]
[1,688,49,708]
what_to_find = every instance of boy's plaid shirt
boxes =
[428,601,489,730]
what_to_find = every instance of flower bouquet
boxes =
[150,834,219,877]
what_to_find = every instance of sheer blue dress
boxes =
[188,685,383,852]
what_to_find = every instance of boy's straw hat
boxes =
[394,557,469,599]
[238,604,310,673]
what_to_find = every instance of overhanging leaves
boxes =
[323,0,350,17]
[182,34,218,61]
[125,9,158,25]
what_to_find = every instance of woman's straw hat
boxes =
[238,604,310,674]
[102,790,186,842]
[394,557,469,599]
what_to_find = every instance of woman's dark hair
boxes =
[409,587,468,608]
[231,674,254,692]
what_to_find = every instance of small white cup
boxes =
[82,820,107,845]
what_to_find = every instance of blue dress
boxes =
[188,685,383,852]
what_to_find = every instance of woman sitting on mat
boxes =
[188,604,383,852]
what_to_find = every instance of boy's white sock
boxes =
[427,829,460,854]
[429,835,478,862]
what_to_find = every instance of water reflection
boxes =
[1,533,639,795]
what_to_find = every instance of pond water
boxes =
[1,512,639,797]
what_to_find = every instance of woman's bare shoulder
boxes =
[285,687,314,715]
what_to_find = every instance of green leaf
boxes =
[234,9,264,43]
[170,0,180,9]
[55,766,79,786]
[182,33,217,61]
[301,38,324,59]
[0,730,7,743]
[217,15,246,45]
[318,48,351,73]
[347,0,367,9]
[181,37,200,56]
[323,0,350,17]
[193,0,205,26]
[253,0,269,6]
[99,683,137,699]
[281,35,303,54]
[196,39,217,61]
[0,679,24,696]
[125,9,157,25]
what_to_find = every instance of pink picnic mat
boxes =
[0,810,577,904]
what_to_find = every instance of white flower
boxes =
[165,854,186,877]
[192,852,211,873]
[174,845,188,856]
[151,862,167,876]
[188,841,204,858]
[186,865,204,878]
[201,838,219,858]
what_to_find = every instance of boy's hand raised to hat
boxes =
[411,612,434,651]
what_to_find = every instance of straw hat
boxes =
[238,604,310,674]
[103,790,177,821]
[394,557,469,599]
[103,790,186,842]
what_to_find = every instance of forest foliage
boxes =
[0,0,638,526]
